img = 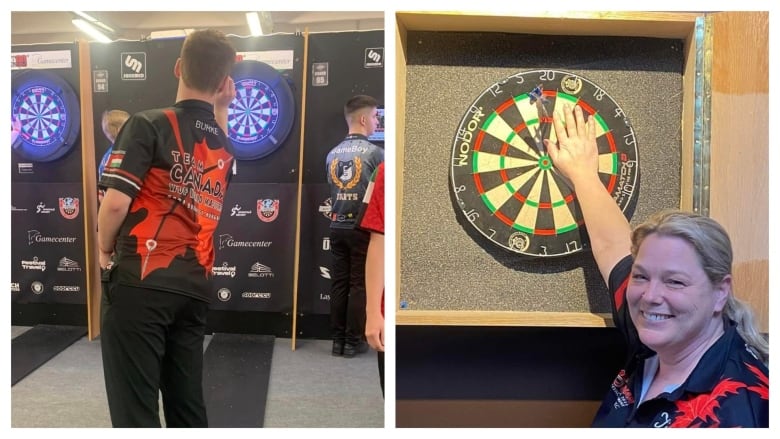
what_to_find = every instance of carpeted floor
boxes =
[10,326,384,428]
[12,324,87,385]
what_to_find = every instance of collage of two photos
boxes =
[8,10,770,429]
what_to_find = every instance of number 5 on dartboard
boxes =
[449,69,640,257]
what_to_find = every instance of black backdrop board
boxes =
[11,44,87,326]
[211,183,298,313]
[297,183,334,316]
[400,32,683,314]
[11,182,87,305]
[89,35,304,336]
[90,35,305,180]
[296,31,385,338]
[90,39,181,170]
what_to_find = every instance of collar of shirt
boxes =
[344,133,368,141]
[653,320,738,400]
[174,99,215,114]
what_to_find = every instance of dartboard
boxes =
[227,60,295,160]
[11,69,81,162]
[450,69,639,257]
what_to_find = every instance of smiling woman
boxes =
[547,104,769,428]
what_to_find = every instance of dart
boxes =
[531,86,552,154]
[450,70,639,257]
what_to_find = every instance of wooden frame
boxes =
[395,11,768,331]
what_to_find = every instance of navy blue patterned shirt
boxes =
[325,134,383,230]
[592,255,768,428]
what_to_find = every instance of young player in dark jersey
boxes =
[546,104,768,427]
[325,95,384,358]
[97,29,237,427]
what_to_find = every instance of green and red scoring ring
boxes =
[470,90,618,236]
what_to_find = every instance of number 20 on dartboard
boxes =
[450,70,639,257]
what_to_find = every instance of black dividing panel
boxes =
[296,30,385,338]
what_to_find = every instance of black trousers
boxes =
[329,227,370,346]
[101,272,208,428]
[378,351,385,397]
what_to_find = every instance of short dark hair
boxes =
[344,95,379,119]
[179,29,236,94]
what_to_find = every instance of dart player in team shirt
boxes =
[546,103,768,427]
[325,95,384,359]
[97,29,237,428]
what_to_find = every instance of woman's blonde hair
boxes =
[631,210,768,365]
[101,109,130,143]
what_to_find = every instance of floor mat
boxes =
[11,324,87,386]
[203,333,275,427]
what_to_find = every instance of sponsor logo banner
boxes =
[36,202,55,214]
[217,288,232,302]
[121,52,147,80]
[59,197,80,219]
[312,62,328,86]
[241,291,271,299]
[18,163,33,174]
[236,50,294,70]
[57,257,82,272]
[27,230,77,245]
[11,50,72,70]
[31,281,44,295]
[230,204,252,217]
[257,199,279,222]
[212,262,237,278]
[248,262,274,278]
[218,234,272,250]
[21,257,46,271]
[93,69,109,93]
[319,197,332,219]
[364,47,384,68]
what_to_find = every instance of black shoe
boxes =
[331,341,344,356]
[343,341,369,358]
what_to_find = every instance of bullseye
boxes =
[450,69,640,257]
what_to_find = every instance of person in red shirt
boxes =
[97,29,237,427]
[359,162,385,396]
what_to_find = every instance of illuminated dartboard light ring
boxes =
[11,70,81,162]
[450,69,640,257]
[227,60,295,160]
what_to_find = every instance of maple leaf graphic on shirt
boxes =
[745,363,768,400]
[129,136,231,280]
[670,378,746,427]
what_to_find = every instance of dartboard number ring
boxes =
[11,69,81,163]
[230,78,281,143]
[450,69,639,257]
[227,60,296,161]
